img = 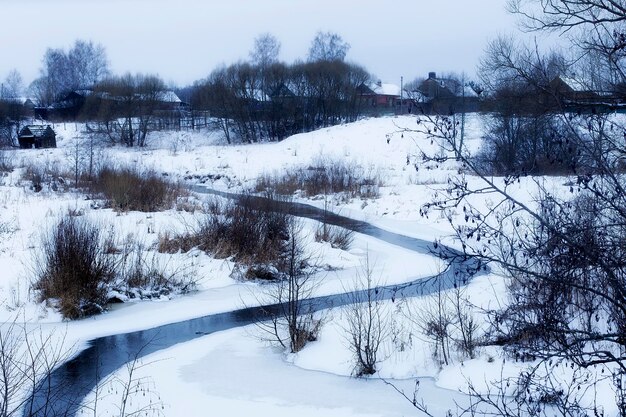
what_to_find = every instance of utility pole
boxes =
[459,75,466,158]
[400,76,403,114]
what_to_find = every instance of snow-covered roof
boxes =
[157,91,182,103]
[557,76,588,92]
[20,125,53,138]
[74,89,94,97]
[371,82,401,96]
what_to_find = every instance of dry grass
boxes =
[114,240,197,298]
[255,157,382,199]
[22,161,68,193]
[0,151,13,173]
[314,223,354,250]
[89,166,184,212]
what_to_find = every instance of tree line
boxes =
[0,32,380,145]
[191,59,370,143]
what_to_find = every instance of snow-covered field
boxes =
[2,115,612,416]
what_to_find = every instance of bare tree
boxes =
[91,73,166,147]
[0,70,26,147]
[67,39,110,89]
[307,31,350,62]
[38,47,72,105]
[250,33,281,69]
[250,32,281,108]
[414,96,626,416]
[31,39,110,106]
[507,0,626,86]
[2,70,23,99]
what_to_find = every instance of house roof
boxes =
[51,89,183,108]
[269,84,295,98]
[358,82,402,97]
[371,83,401,96]
[419,76,480,98]
[19,125,54,138]
[553,76,589,92]
[156,91,182,103]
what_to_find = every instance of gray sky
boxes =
[1,0,517,88]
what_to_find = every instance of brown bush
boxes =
[89,166,183,212]
[198,195,290,265]
[33,216,115,319]
[158,195,292,278]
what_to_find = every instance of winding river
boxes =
[24,187,480,416]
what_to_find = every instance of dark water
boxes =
[25,188,480,416]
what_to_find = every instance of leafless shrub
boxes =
[89,166,183,212]
[401,279,481,367]
[256,220,323,352]
[174,195,204,213]
[403,278,455,367]
[156,230,189,254]
[0,318,72,417]
[0,219,17,237]
[23,165,44,193]
[113,355,164,417]
[33,215,115,319]
[158,195,291,278]
[255,171,301,195]
[85,341,164,417]
[450,285,481,360]
[115,239,197,299]
[343,253,389,376]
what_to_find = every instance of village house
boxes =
[414,72,481,114]
[18,125,56,148]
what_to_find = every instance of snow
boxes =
[371,82,401,97]
[81,326,466,417]
[0,114,616,416]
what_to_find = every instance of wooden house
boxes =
[416,72,480,114]
[358,81,401,108]
[18,125,56,148]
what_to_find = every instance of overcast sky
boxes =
[1,0,518,88]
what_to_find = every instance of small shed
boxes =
[18,125,57,149]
